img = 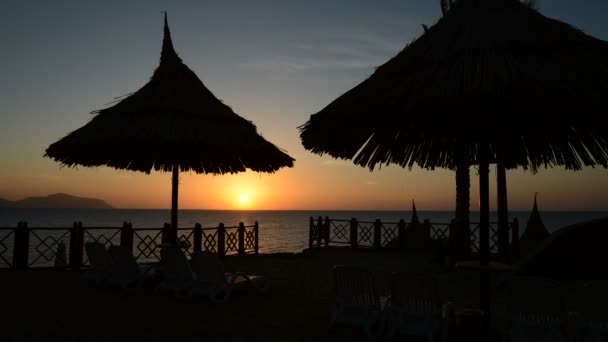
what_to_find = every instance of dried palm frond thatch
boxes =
[46,14,294,175]
[300,0,608,173]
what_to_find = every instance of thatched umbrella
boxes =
[300,0,608,332]
[46,14,294,243]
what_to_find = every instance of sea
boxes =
[1,208,607,256]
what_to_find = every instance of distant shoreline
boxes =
[0,193,112,209]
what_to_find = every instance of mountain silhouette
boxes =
[0,193,112,209]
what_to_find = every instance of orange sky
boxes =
[2,156,607,211]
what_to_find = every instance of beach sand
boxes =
[1,248,508,341]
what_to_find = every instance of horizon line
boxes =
[18,207,607,212]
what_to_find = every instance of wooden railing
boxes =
[0,221,259,269]
[309,216,520,258]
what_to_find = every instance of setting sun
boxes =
[236,192,254,208]
[217,175,271,209]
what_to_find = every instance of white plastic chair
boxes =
[157,247,198,298]
[385,272,450,342]
[330,265,385,338]
[106,245,155,288]
[82,242,113,285]
[54,241,67,268]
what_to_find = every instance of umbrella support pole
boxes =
[170,164,179,245]
[479,147,491,335]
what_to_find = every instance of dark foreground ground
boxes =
[2,248,508,342]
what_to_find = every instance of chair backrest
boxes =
[54,241,67,268]
[108,245,139,275]
[190,252,226,285]
[160,247,194,283]
[85,242,113,271]
[506,276,566,327]
[390,272,442,314]
[333,265,379,307]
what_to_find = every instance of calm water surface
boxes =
[1,208,607,255]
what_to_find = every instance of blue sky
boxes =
[1,1,608,210]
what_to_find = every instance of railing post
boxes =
[374,219,382,248]
[350,218,358,249]
[398,219,406,246]
[13,221,30,270]
[309,217,314,250]
[217,223,226,258]
[69,221,84,270]
[254,221,259,255]
[193,223,202,254]
[510,218,519,261]
[161,223,172,244]
[238,222,245,256]
[422,219,432,245]
[120,222,134,252]
[316,216,323,248]
[324,216,331,247]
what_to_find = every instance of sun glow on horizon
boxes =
[235,192,254,209]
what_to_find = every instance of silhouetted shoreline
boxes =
[0,193,112,209]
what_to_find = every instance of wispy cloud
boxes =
[238,28,409,75]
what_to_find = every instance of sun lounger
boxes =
[385,272,450,342]
[330,265,385,338]
[504,276,568,342]
[83,242,157,288]
[189,252,270,302]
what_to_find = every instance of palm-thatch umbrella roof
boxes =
[299,0,608,332]
[300,0,608,171]
[46,14,294,242]
[47,15,294,174]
